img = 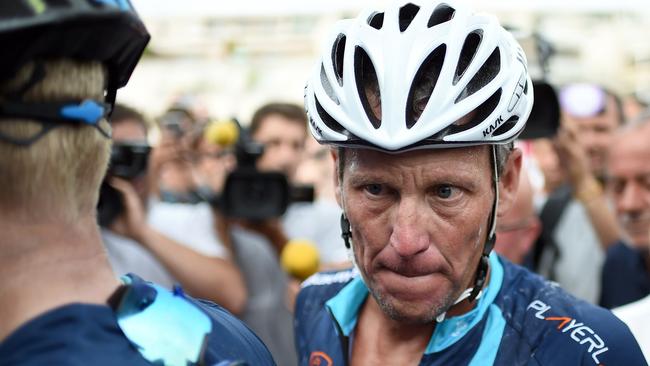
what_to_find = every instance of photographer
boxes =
[100,104,247,315]
[195,103,350,365]
[248,103,349,267]
[149,105,200,203]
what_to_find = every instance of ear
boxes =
[497,148,522,217]
[331,149,343,208]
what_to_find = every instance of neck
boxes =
[355,297,434,364]
[364,297,436,342]
[0,211,120,342]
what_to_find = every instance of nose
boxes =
[388,197,430,258]
[618,181,645,214]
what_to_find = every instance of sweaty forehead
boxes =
[344,146,491,179]
[253,114,307,140]
[609,125,650,170]
[565,95,621,128]
[111,118,147,143]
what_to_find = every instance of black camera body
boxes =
[97,142,151,227]
[213,121,313,220]
[518,80,561,140]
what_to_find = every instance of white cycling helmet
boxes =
[305,0,533,151]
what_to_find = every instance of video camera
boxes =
[519,80,561,140]
[97,142,151,227]
[509,29,561,140]
[206,119,314,220]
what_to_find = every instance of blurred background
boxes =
[122,0,650,124]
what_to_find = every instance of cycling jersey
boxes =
[294,253,647,366]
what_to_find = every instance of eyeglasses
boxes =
[112,277,212,366]
[497,215,539,233]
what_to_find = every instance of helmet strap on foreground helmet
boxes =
[0,61,112,146]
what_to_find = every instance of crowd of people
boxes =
[1,0,649,365]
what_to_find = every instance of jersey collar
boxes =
[325,252,504,354]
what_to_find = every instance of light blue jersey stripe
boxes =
[468,305,507,366]
[425,253,504,353]
[325,276,368,336]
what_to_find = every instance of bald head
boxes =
[606,115,650,249]
[495,171,541,264]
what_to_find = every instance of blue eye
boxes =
[365,184,383,195]
[436,185,453,199]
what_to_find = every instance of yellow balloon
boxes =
[281,239,320,281]
[204,120,239,147]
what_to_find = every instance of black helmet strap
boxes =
[0,61,112,146]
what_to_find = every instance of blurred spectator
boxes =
[295,136,337,203]
[100,104,247,314]
[622,94,649,123]
[530,138,566,200]
[600,112,650,308]
[180,122,296,365]
[149,107,198,203]
[495,171,541,265]
[203,102,352,366]
[560,84,624,178]
[190,123,236,196]
[532,83,623,303]
[250,102,349,267]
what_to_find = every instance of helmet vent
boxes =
[428,4,455,28]
[454,30,483,85]
[315,97,347,134]
[332,34,347,87]
[493,116,518,137]
[354,46,382,129]
[367,12,385,30]
[320,64,339,105]
[405,45,446,129]
[523,80,529,95]
[399,3,420,32]
[455,47,501,103]
[451,88,502,135]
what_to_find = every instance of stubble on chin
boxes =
[367,280,460,325]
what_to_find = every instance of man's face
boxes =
[606,124,650,249]
[194,138,234,193]
[336,146,497,324]
[252,114,306,180]
[563,95,619,176]
[495,175,541,264]
[531,138,565,194]
[111,118,148,200]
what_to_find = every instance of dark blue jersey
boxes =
[0,275,275,366]
[600,241,650,309]
[295,253,647,366]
